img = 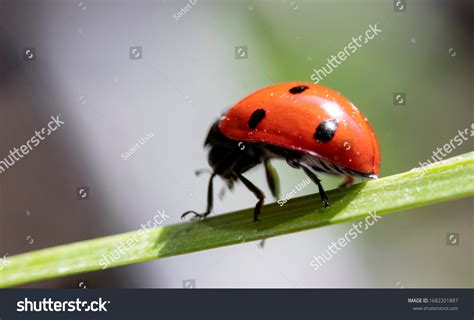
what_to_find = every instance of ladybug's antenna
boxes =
[194,168,213,176]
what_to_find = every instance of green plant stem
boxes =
[1,152,473,287]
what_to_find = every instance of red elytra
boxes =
[182,82,381,222]
[219,82,380,177]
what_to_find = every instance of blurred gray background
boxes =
[0,0,472,288]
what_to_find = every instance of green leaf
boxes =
[1,152,473,288]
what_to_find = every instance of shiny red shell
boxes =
[218,82,380,176]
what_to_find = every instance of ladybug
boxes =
[182,82,380,222]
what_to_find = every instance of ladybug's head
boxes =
[203,121,248,179]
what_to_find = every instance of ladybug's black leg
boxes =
[181,172,217,220]
[301,166,330,208]
[231,167,265,222]
[218,180,234,200]
[264,159,280,199]
[218,186,227,200]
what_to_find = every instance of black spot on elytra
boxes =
[248,109,266,129]
[314,119,338,143]
[289,85,309,94]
